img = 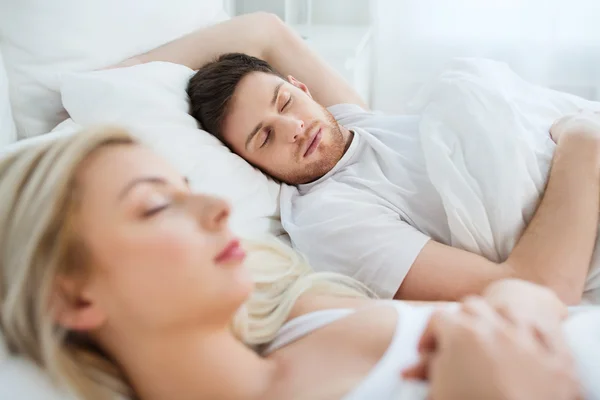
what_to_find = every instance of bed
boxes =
[2,2,600,399]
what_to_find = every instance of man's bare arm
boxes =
[396,120,600,305]
[123,13,366,109]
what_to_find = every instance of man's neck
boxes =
[342,127,355,154]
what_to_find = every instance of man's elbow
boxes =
[245,12,289,58]
[249,12,286,36]
[546,285,582,306]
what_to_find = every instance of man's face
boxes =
[221,72,346,185]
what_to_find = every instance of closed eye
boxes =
[260,129,271,148]
[281,96,292,112]
[143,203,170,218]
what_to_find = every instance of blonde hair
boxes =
[233,240,372,348]
[0,126,371,400]
[0,126,135,400]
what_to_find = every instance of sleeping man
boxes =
[124,12,600,304]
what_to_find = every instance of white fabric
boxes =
[61,61,283,238]
[373,0,600,113]
[410,58,600,303]
[280,105,438,299]
[264,301,432,400]
[0,52,16,147]
[0,358,76,400]
[564,309,600,399]
[263,308,355,354]
[0,0,228,138]
[0,119,80,159]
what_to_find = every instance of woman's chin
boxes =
[229,264,255,304]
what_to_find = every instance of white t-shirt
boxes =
[280,104,451,298]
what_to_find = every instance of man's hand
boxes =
[403,298,580,400]
[550,110,600,144]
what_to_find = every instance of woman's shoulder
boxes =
[265,303,401,400]
[276,299,402,362]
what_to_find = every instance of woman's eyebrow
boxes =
[118,177,168,200]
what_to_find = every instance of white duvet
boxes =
[411,59,600,304]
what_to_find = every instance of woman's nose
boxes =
[192,194,230,232]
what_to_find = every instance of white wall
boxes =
[372,0,600,113]
[233,0,370,24]
[231,1,600,113]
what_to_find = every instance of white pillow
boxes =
[61,62,283,238]
[0,61,283,398]
[0,0,227,138]
[0,358,75,400]
[0,51,17,147]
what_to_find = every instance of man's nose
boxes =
[278,117,304,143]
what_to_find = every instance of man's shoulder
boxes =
[282,177,351,204]
[282,178,385,221]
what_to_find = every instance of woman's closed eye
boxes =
[142,193,173,218]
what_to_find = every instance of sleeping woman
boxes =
[0,126,595,400]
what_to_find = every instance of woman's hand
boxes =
[482,279,567,345]
[404,298,580,400]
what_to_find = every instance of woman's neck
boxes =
[104,327,278,400]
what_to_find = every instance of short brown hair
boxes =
[187,53,282,143]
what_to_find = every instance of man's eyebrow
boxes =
[245,82,284,151]
[271,82,284,106]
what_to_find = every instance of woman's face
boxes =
[64,144,252,335]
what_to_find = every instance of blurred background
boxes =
[225,0,600,113]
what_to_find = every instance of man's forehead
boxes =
[222,73,280,144]
[239,72,283,98]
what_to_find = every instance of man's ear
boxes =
[287,75,312,98]
[52,276,106,332]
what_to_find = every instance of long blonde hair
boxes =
[233,239,372,348]
[0,126,371,400]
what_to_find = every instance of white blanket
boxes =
[411,58,600,303]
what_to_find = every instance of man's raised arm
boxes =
[115,13,367,109]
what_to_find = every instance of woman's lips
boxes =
[215,239,246,264]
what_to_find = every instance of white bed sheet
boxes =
[412,58,600,303]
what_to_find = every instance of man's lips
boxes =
[303,127,322,158]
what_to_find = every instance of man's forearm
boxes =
[129,12,365,108]
[504,133,600,304]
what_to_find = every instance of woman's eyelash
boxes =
[143,203,170,218]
